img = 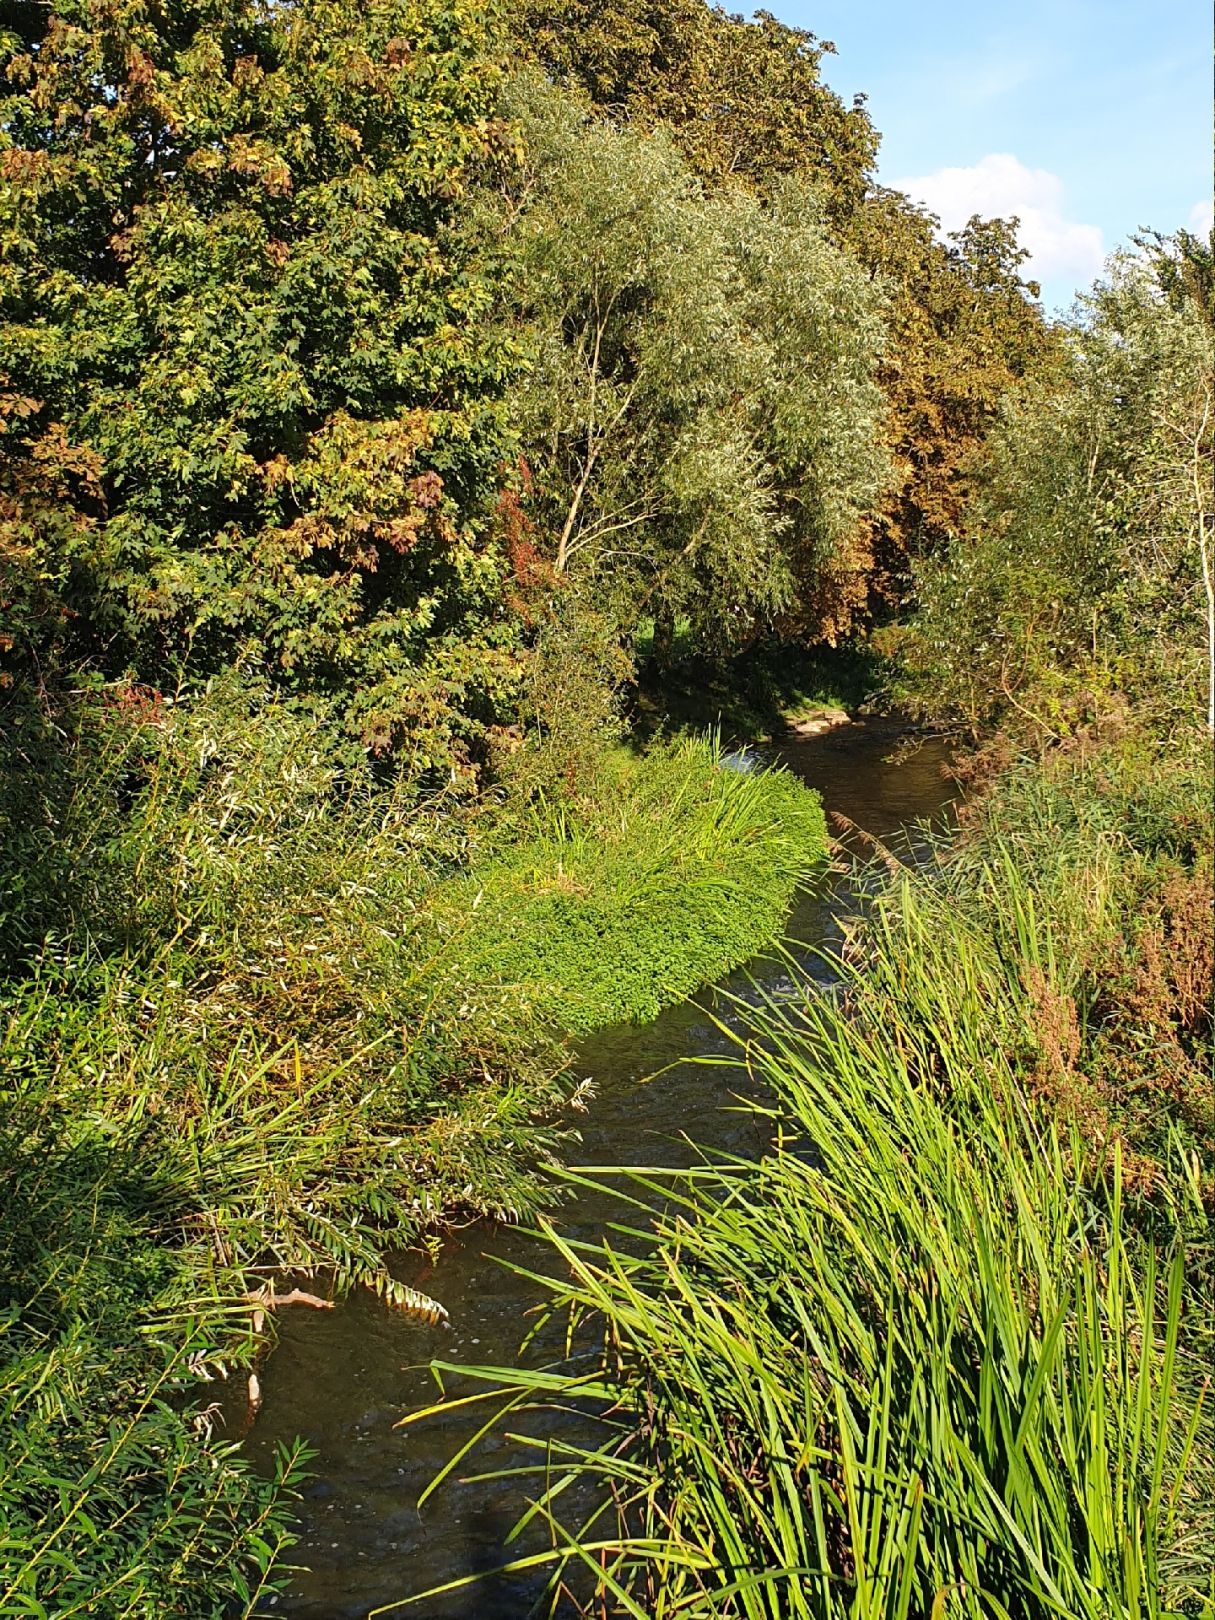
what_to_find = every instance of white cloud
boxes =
[892,153,1105,293]
[1188,197,1214,236]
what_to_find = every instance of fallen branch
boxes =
[245,1285,335,1312]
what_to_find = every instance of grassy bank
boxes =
[439,739,826,1032]
[0,682,826,1615]
[434,718,1214,1617]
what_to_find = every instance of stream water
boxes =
[245,721,956,1619]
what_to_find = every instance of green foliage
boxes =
[438,737,828,1032]
[0,0,518,768]
[415,723,1213,1618]
[1138,225,1215,331]
[850,195,1066,609]
[950,722,1214,1174]
[1,1336,308,1618]
[629,635,890,745]
[508,0,877,215]
[0,670,825,1607]
[3,1,1198,1608]
[0,1085,310,1618]
[500,78,891,652]
[897,250,1214,731]
[507,1,1061,635]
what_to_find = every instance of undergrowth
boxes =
[0,674,826,1615]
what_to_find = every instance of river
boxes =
[245,720,956,1618]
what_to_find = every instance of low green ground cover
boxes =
[435,718,1214,1618]
[440,740,826,1032]
[0,682,826,1615]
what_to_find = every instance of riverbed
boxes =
[245,720,955,1618]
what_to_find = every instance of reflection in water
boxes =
[246,723,955,1618]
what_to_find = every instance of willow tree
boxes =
[0,0,516,768]
[509,0,1062,630]
[501,82,890,655]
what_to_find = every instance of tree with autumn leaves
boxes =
[506,0,1063,625]
[1,0,522,773]
[2,0,1068,772]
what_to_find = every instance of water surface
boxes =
[247,721,955,1618]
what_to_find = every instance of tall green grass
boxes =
[1,676,827,1613]
[411,729,1214,1619]
[0,1077,311,1618]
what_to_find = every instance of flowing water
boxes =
[246,721,956,1619]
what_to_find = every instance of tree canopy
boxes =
[505,0,1063,635]
[897,242,1214,732]
[1,0,518,768]
[499,80,889,653]
[509,0,877,212]
[1,0,1072,760]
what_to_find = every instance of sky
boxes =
[768,0,1213,312]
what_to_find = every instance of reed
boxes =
[406,728,1214,1618]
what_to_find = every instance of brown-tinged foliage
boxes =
[851,198,1066,609]
[509,0,876,214]
[1,0,519,770]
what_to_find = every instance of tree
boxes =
[899,250,1215,733]
[1138,224,1215,332]
[0,0,517,771]
[509,0,1062,635]
[849,192,1065,612]
[508,0,877,218]
[499,81,890,654]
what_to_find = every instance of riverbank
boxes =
[235,717,956,1616]
[440,711,1214,1616]
[0,690,826,1616]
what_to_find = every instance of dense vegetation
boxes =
[420,228,1214,1615]
[445,721,1213,1617]
[1,0,1210,1612]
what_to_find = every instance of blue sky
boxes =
[769,0,1213,311]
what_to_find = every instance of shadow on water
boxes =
[244,721,957,1619]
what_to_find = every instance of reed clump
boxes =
[426,721,1213,1619]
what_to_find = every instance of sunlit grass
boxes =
[403,729,1214,1619]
